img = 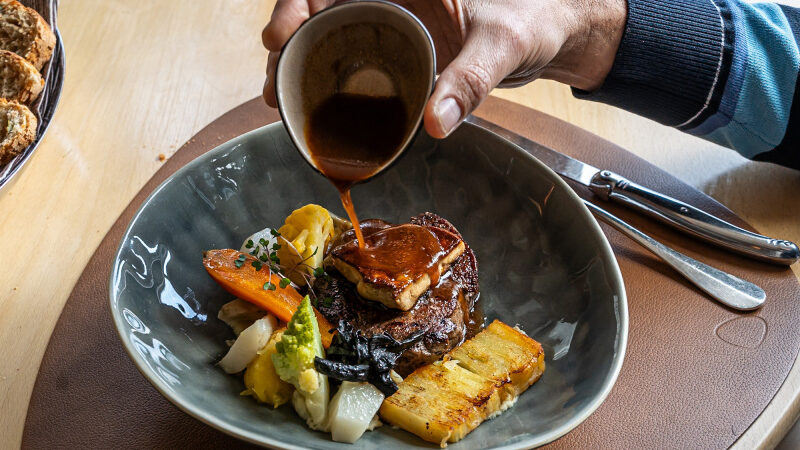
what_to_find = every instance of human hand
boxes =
[262,0,626,138]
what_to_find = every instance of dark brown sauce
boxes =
[331,218,392,249]
[333,224,447,291]
[438,263,483,342]
[465,296,484,340]
[305,93,408,249]
[430,275,484,342]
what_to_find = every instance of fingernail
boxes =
[436,98,461,136]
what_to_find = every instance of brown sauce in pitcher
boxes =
[305,93,408,249]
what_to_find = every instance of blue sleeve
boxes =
[574,0,800,170]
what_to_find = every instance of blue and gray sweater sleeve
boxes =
[574,0,800,170]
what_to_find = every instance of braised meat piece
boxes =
[314,213,479,375]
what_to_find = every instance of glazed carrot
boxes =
[203,249,334,348]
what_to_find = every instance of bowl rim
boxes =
[108,120,628,449]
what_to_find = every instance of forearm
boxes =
[575,0,800,170]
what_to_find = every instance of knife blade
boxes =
[466,115,800,266]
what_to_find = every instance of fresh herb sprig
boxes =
[236,231,285,291]
[236,228,327,296]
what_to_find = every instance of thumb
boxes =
[424,32,512,138]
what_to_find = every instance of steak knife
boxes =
[466,115,800,265]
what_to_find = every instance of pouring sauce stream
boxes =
[305,92,408,248]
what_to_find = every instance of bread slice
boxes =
[0,49,42,103]
[0,98,36,165]
[331,225,465,311]
[0,0,55,70]
[379,320,545,447]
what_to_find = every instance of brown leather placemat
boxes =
[22,97,800,449]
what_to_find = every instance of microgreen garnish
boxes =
[234,254,246,268]
[233,229,331,303]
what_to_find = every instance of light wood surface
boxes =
[1,0,798,448]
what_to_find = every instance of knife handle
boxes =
[588,170,800,265]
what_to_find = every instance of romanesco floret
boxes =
[272,296,330,430]
[272,296,325,389]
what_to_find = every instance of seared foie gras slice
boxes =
[379,320,545,447]
[331,223,465,311]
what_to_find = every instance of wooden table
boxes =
[2,1,799,448]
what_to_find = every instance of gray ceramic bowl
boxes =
[110,121,628,449]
